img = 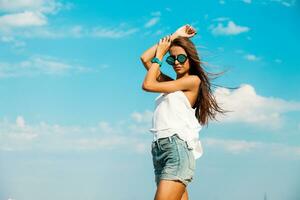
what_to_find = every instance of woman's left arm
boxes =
[142,34,200,93]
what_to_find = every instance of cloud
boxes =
[144,11,161,28]
[128,110,154,134]
[214,84,300,129]
[0,11,47,28]
[0,1,137,40]
[131,110,153,123]
[244,54,260,61]
[144,17,160,28]
[0,115,150,154]
[212,17,230,22]
[98,121,116,134]
[205,137,260,153]
[1,114,300,160]
[0,0,70,31]
[14,23,139,39]
[209,20,250,36]
[0,35,26,47]
[16,25,82,39]
[91,26,139,38]
[0,0,43,11]
[16,116,25,128]
[0,55,94,78]
[204,137,300,159]
[270,0,296,7]
[0,0,70,14]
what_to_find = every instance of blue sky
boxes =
[0,0,300,199]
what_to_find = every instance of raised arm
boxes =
[140,24,197,83]
[140,34,178,70]
[140,34,178,82]
[142,25,199,93]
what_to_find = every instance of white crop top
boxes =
[149,90,204,160]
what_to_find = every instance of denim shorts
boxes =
[151,133,196,187]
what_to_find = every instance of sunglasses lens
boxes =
[177,54,187,63]
[166,56,175,65]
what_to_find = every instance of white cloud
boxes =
[212,17,230,22]
[98,121,116,134]
[209,20,250,36]
[0,0,70,14]
[0,0,70,31]
[0,115,149,154]
[0,55,94,78]
[91,26,139,38]
[0,35,26,47]
[3,23,139,39]
[131,110,153,123]
[0,0,44,11]
[214,84,300,129]
[128,110,153,134]
[144,17,160,28]
[205,137,260,154]
[204,137,300,159]
[18,26,81,39]
[0,11,47,28]
[270,0,296,7]
[16,116,26,128]
[244,54,260,61]
[2,114,299,159]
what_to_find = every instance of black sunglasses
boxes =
[166,54,188,65]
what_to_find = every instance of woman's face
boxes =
[168,46,190,75]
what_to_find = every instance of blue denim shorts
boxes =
[151,133,196,187]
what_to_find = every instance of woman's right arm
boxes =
[140,43,159,71]
[140,34,178,81]
[140,24,196,81]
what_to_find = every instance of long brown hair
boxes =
[170,36,235,127]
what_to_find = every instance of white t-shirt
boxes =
[149,90,204,160]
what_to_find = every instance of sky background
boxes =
[0,0,300,200]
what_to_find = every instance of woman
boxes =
[140,24,227,200]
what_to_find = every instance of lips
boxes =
[174,65,181,70]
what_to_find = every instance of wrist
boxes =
[151,57,163,66]
[171,33,178,41]
[155,54,164,61]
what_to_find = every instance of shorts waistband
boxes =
[153,133,179,145]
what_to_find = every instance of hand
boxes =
[156,35,172,59]
[172,24,197,39]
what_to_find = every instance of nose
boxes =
[174,59,180,65]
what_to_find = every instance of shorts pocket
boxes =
[160,140,176,151]
[187,150,195,171]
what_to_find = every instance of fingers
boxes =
[166,35,171,42]
[159,35,172,43]
[186,24,196,35]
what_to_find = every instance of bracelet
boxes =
[151,57,163,66]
